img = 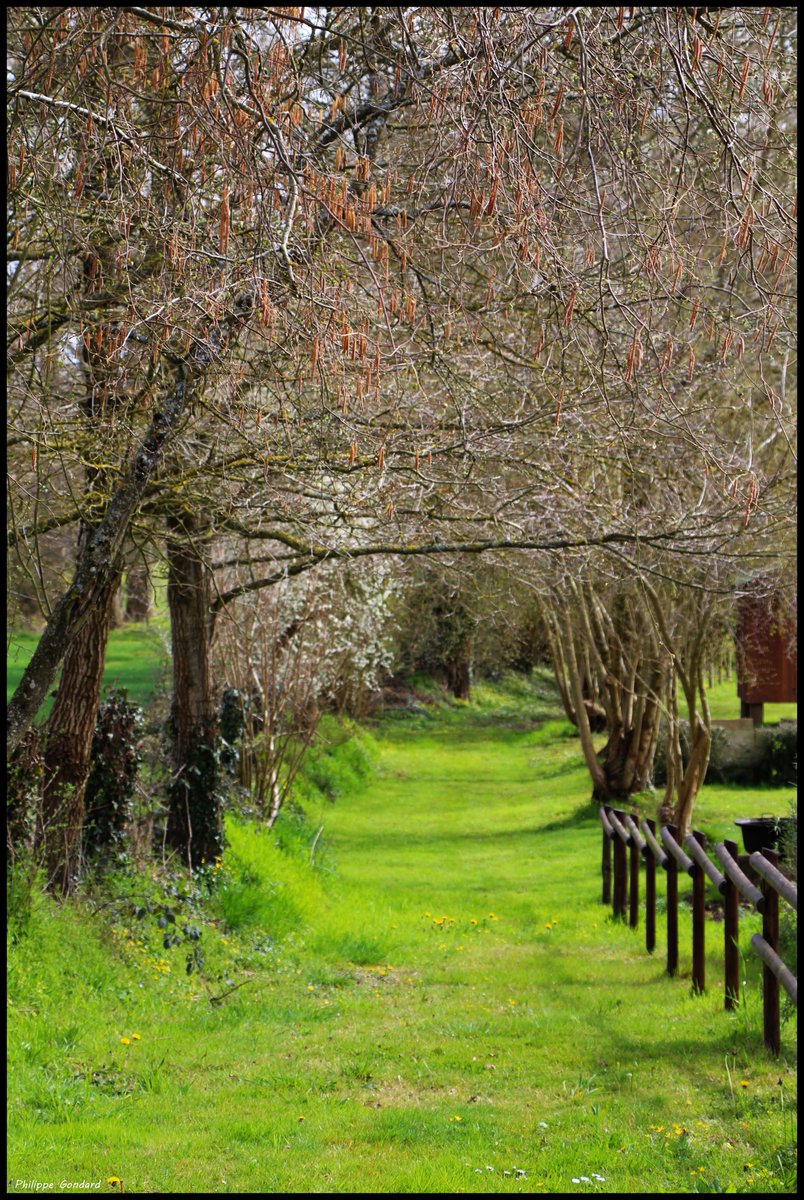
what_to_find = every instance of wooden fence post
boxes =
[760,849,781,1056]
[645,818,656,954]
[629,813,640,929]
[723,838,740,1010]
[691,829,707,995]
[612,808,627,922]
[665,823,679,977]
[602,807,612,905]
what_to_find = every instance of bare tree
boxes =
[7,8,796,882]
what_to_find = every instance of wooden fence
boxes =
[599,806,797,1055]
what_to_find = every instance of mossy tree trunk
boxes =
[433,596,475,700]
[165,512,222,869]
[39,264,125,894]
[40,530,123,893]
[125,555,153,622]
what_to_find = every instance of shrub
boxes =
[759,724,797,787]
[218,686,247,776]
[653,720,797,787]
[6,855,42,944]
[778,798,796,1016]
[302,717,376,802]
[82,690,143,861]
[7,728,43,856]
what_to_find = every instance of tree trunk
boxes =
[608,655,665,796]
[673,717,711,839]
[7,298,252,757]
[7,382,187,756]
[446,645,472,699]
[125,557,153,622]
[40,558,122,893]
[543,608,577,724]
[37,290,126,894]
[109,586,125,629]
[559,606,608,798]
[165,514,221,869]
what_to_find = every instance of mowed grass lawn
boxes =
[7,676,796,1194]
[7,623,169,716]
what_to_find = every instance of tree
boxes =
[543,569,667,803]
[213,554,398,823]
[7,7,796,880]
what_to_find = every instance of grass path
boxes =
[8,684,796,1193]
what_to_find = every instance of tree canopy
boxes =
[7,7,797,865]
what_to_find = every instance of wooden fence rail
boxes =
[599,806,797,1055]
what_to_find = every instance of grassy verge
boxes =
[7,623,170,716]
[7,671,796,1193]
[704,677,796,724]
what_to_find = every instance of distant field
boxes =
[705,676,797,724]
[6,623,169,716]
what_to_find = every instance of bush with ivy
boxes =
[218,686,247,776]
[82,689,144,862]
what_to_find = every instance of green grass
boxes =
[705,676,797,724]
[7,671,797,1193]
[7,623,170,716]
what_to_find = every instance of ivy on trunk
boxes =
[164,512,222,869]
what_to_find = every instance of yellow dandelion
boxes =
[545,923,552,929]
[107,1178,122,1187]
[120,1037,130,1045]
[131,1033,141,1041]
[740,1080,749,1088]
[470,918,478,925]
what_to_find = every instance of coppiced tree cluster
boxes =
[7,6,796,888]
